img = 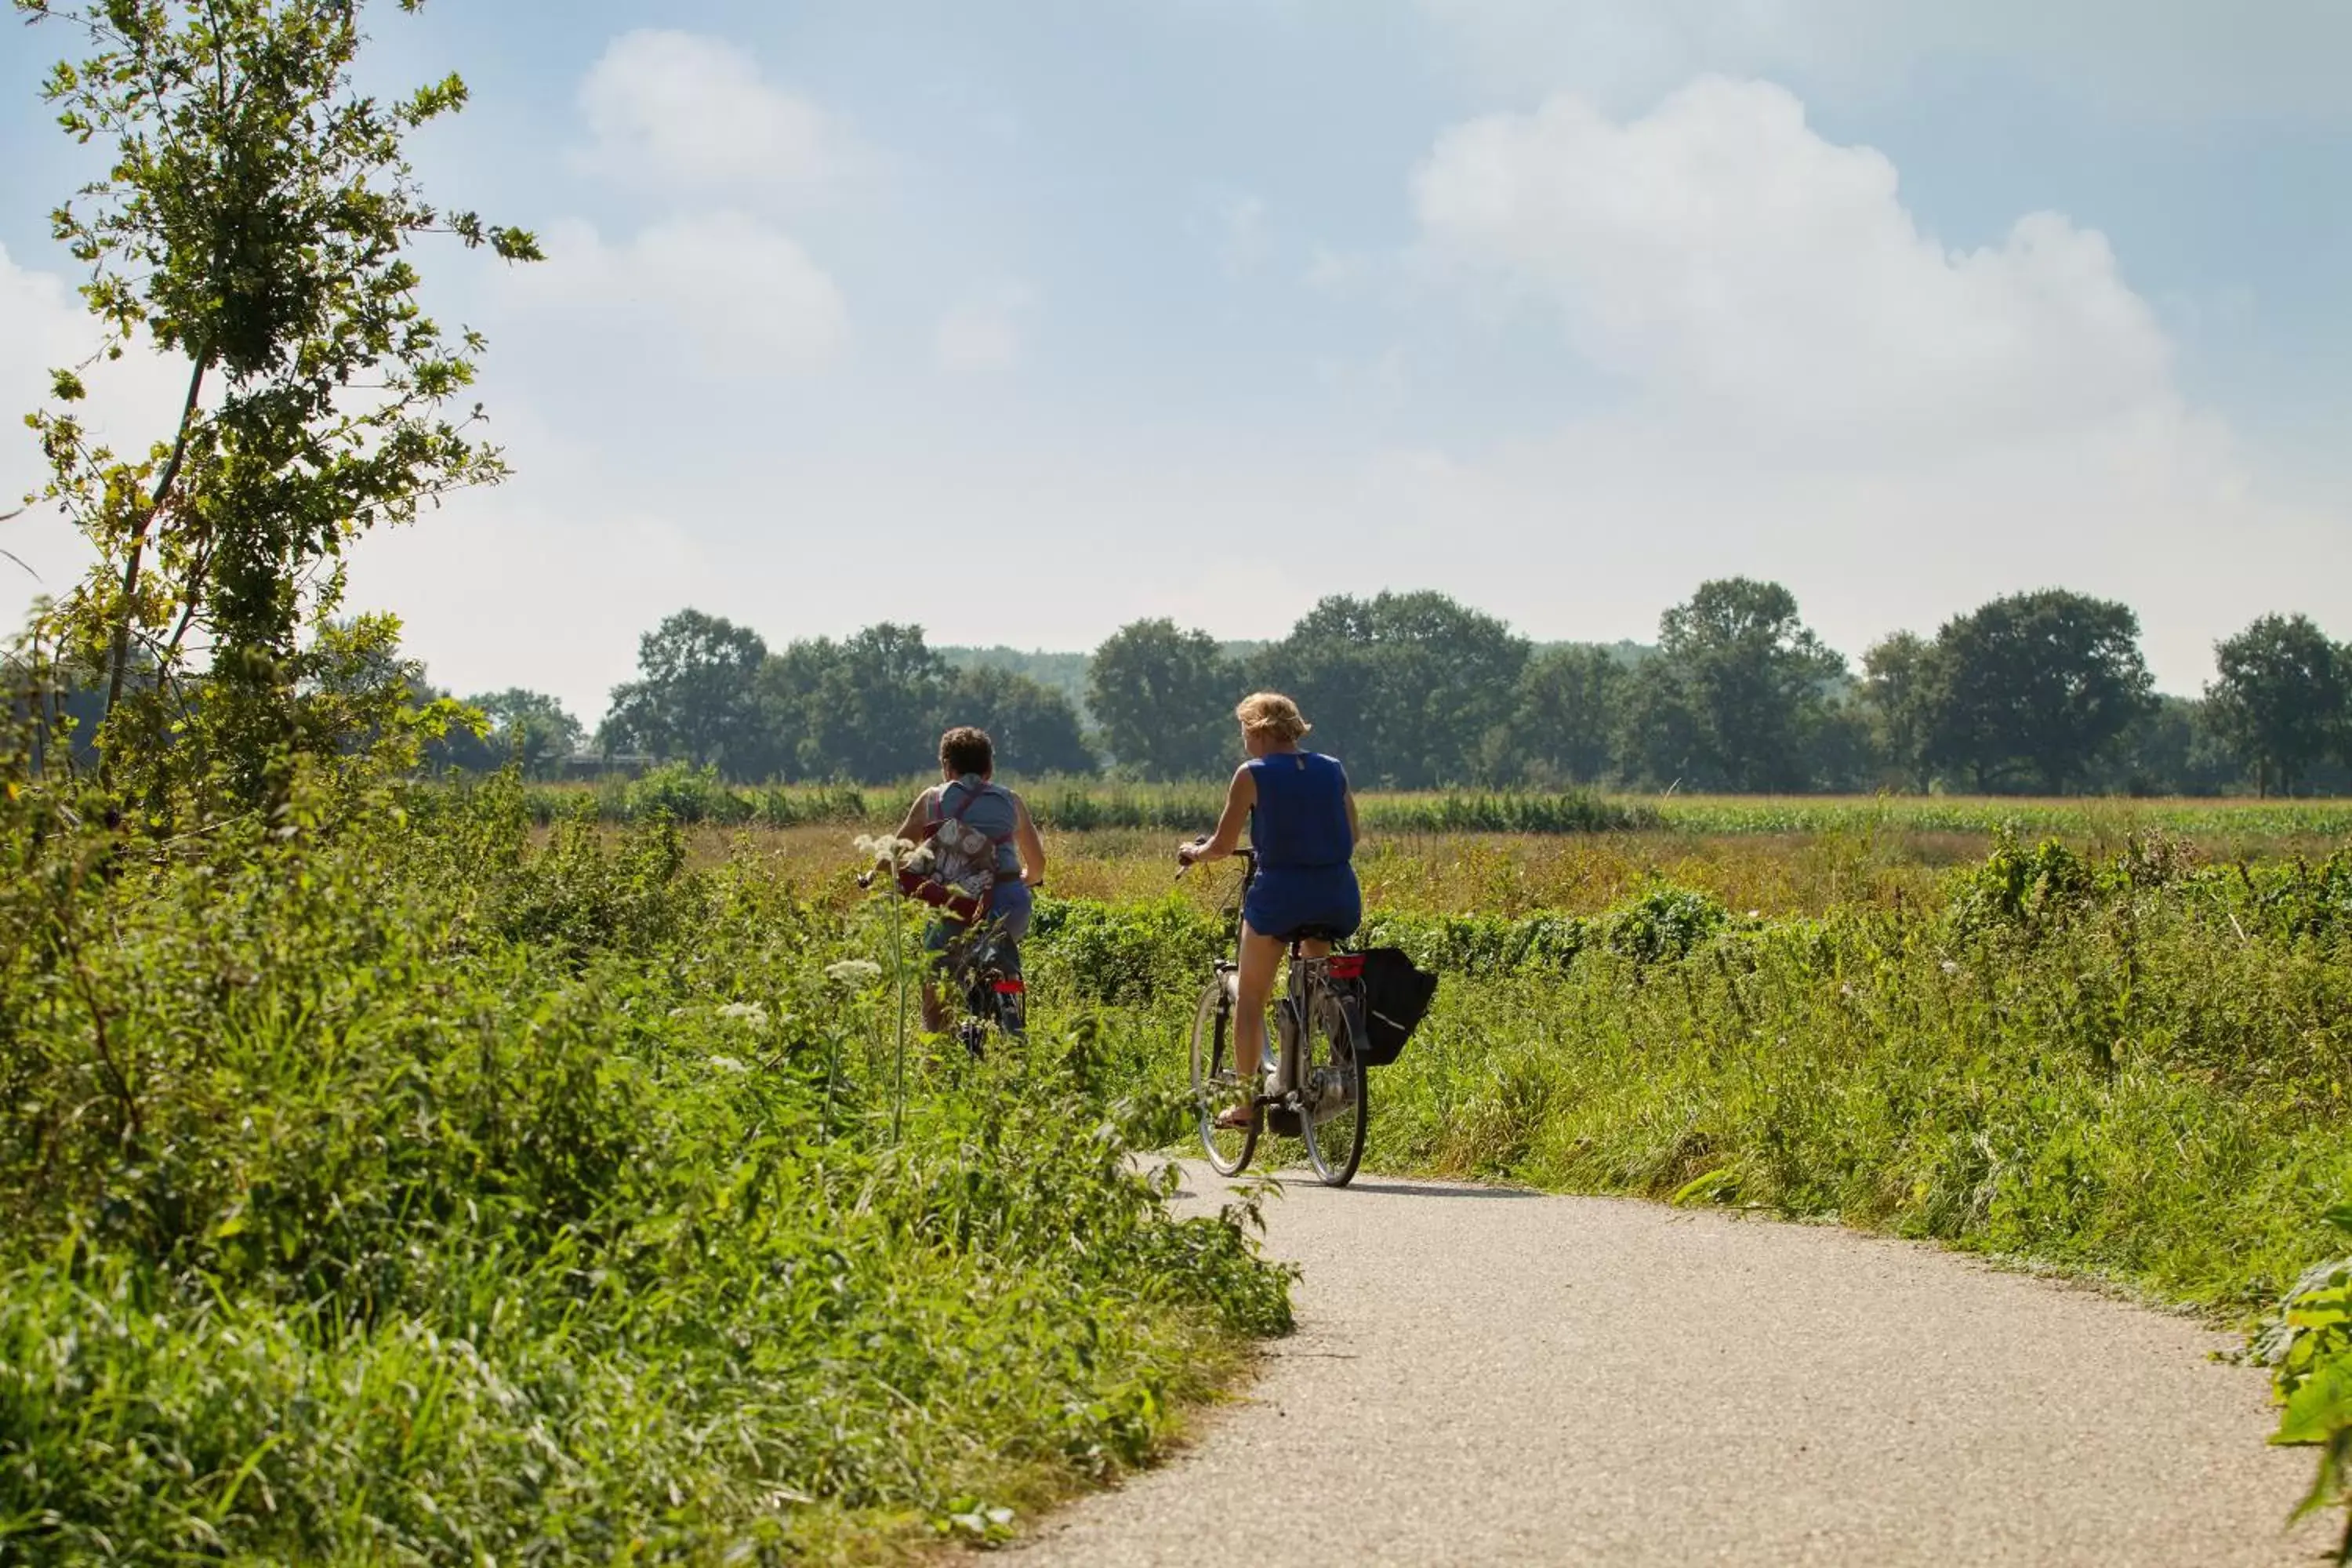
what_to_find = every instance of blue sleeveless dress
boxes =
[1243,752,1361,940]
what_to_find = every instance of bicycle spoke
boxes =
[1301,987,1367,1186]
[1190,975,1257,1175]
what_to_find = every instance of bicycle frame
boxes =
[940,920,1025,1051]
[1207,848,1357,1127]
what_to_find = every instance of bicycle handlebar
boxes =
[1175,840,1257,880]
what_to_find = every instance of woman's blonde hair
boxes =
[1235,691,1311,743]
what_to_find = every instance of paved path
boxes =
[1017,1163,2327,1567]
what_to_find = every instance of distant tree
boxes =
[2205,614,2349,797]
[746,639,837,781]
[949,665,1094,776]
[1254,592,1530,789]
[2103,695,2238,797]
[1087,619,1239,780]
[1508,645,1625,785]
[1924,590,2156,793]
[600,609,768,775]
[1805,697,1880,793]
[1860,631,1941,792]
[1645,579,1846,791]
[466,688,584,779]
[799,623,953,783]
[1615,656,1705,789]
[936,646,1093,717]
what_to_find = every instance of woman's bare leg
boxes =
[1232,924,1287,1114]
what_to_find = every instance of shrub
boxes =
[0,776,1290,1563]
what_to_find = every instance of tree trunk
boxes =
[100,361,207,757]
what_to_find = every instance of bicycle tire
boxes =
[1301,985,1368,1187]
[1189,973,1257,1176]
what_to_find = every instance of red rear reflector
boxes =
[993,978,1025,994]
[1327,955,1364,979]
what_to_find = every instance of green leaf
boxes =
[2274,1362,2352,1448]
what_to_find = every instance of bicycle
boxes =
[1180,845,1370,1187]
[938,920,1026,1058]
[857,869,1028,1056]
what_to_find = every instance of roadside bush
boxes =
[2259,1221,2352,1561]
[0,774,1290,1565]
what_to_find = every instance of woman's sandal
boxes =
[1214,1105,1257,1131]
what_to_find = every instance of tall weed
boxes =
[0,774,1290,1564]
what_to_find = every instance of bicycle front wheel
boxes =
[1189,973,1256,1176]
[1301,988,1367,1187]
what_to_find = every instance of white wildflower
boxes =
[1940,960,1962,976]
[853,833,916,866]
[717,1002,769,1028]
[826,959,883,988]
[707,1054,750,1074]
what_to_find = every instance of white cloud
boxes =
[517,213,850,375]
[1414,0,2352,118]
[1389,76,2348,685]
[575,30,844,191]
[1414,78,2171,455]
[0,244,198,626]
[934,283,1038,372]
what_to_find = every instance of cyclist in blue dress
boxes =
[1178,692,1361,1129]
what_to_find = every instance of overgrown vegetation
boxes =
[0,778,1290,1563]
[506,769,2352,847]
[1006,831,2352,1544]
[506,768,1664,835]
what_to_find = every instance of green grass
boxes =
[1030,839,2352,1309]
[0,776,1291,1565]
[26,763,2349,1556]
[514,768,1660,835]
[516,768,2352,843]
[1647,793,2352,841]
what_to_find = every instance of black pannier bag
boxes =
[1356,947,1438,1067]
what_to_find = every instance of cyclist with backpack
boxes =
[1177,692,1362,1130]
[891,726,1047,1033]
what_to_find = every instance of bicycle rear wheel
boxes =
[1301,987,1367,1187]
[1189,974,1257,1176]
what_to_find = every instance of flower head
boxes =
[854,833,916,867]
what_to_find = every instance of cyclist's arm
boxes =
[1014,795,1047,885]
[891,787,935,847]
[1181,764,1257,863]
[1344,776,1360,849]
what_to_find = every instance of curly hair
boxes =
[938,726,994,778]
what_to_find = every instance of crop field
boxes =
[524,770,2352,846]
[637,788,2351,922]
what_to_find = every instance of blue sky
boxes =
[3,0,2348,722]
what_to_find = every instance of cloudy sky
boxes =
[3,0,2349,723]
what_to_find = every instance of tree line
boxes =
[441,582,2352,797]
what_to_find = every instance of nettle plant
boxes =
[16,0,539,811]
